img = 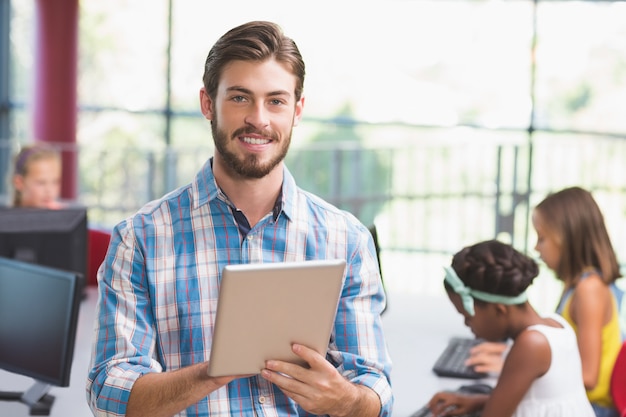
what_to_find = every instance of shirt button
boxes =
[259,396,266,404]
[247,234,253,240]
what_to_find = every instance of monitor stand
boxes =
[0,380,55,415]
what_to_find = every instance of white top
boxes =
[512,314,595,417]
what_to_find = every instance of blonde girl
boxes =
[12,144,62,209]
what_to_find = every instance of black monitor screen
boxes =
[0,207,88,280]
[0,257,82,387]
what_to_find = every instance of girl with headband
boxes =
[466,187,623,417]
[427,240,593,417]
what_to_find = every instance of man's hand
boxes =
[126,363,240,417]
[260,344,380,417]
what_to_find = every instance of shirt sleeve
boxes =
[86,217,162,416]
[328,225,394,416]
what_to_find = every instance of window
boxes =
[4,0,626,307]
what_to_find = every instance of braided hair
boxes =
[449,240,539,299]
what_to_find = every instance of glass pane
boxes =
[530,131,626,281]
[77,111,166,221]
[169,114,212,149]
[78,0,169,110]
[531,131,626,194]
[169,116,215,184]
[170,1,533,129]
[9,0,35,141]
[534,2,626,134]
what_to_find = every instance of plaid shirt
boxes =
[87,159,393,416]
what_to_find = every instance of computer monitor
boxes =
[0,207,88,282]
[0,257,82,415]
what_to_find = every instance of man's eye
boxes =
[232,96,246,102]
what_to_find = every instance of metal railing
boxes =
[2,133,626,309]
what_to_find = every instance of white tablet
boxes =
[207,259,346,377]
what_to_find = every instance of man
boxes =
[87,21,393,417]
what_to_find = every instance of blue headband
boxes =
[443,266,528,316]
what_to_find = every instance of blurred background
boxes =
[1,0,626,312]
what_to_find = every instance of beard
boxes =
[211,115,292,179]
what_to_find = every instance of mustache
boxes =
[232,126,278,141]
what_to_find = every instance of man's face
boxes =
[200,59,304,179]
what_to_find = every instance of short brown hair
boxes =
[202,21,305,102]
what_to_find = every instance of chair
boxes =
[611,341,626,416]
[87,228,112,287]
[368,224,388,314]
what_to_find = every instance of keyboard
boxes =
[408,383,492,417]
[409,405,481,417]
[432,337,488,379]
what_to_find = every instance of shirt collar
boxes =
[192,157,296,223]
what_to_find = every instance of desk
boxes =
[1,288,489,417]
[382,291,495,417]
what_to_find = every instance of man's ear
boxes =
[199,87,213,121]
[292,96,305,126]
